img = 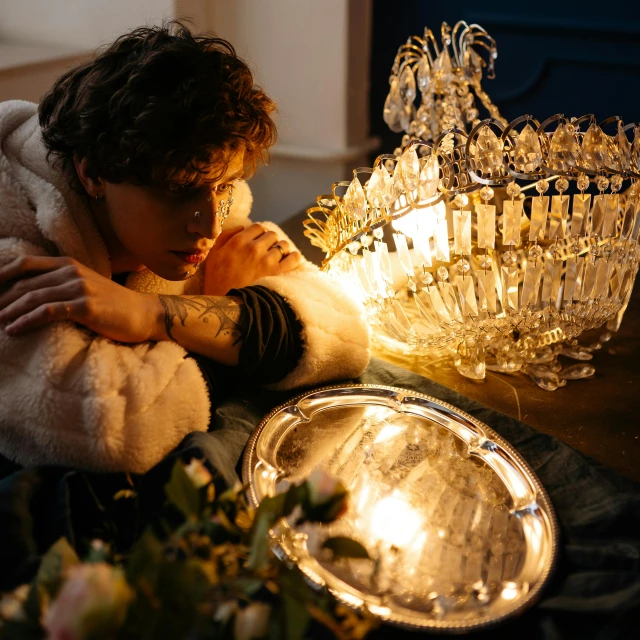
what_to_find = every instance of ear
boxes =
[73,156,104,198]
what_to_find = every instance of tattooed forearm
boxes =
[158,295,249,346]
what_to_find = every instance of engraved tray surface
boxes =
[243,384,558,632]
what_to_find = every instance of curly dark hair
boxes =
[39,22,277,192]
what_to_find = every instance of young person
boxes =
[0,23,369,474]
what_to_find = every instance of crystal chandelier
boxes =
[305,21,640,390]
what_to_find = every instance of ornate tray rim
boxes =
[242,383,559,633]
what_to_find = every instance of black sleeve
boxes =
[188,286,304,398]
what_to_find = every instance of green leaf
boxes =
[321,536,370,559]
[282,483,306,517]
[232,577,264,596]
[165,461,200,520]
[35,537,79,595]
[278,568,312,640]
[125,530,163,585]
[300,490,348,524]
[246,508,274,572]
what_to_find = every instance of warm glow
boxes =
[391,200,445,240]
[501,582,521,601]
[373,423,406,444]
[369,492,424,548]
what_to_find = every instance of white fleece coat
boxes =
[0,100,370,473]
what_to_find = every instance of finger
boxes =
[273,239,291,254]
[266,240,291,262]
[0,267,79,311]
[5,300,76,335]
[245,223,267,240]
[213,226,244,249]
[253,230,279,250]
[0,281,77,328]
[277,250,301,272]
[0,255,75,286]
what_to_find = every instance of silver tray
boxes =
[243,384,558,632]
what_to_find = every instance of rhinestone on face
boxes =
[437,265,449,281]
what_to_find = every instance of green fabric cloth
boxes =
[1,357,638,638]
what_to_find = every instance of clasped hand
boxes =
[0,224,301,339]
[203,223,301,295]
[0,255,157,341]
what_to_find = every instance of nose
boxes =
[186,194,222,240]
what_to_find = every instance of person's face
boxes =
[101,151,244,281]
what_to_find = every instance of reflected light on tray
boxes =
[367,492,424,549]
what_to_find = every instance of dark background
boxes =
[369,0,640,154]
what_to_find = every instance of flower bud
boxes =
[233,602,271,640]
[307,469,343,506]
[44,563,133,640]
[184,458,213,488]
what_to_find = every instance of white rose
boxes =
[233,602,271,640]
[44,563,133,640]
[214,599,238,623]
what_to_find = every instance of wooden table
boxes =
[281,209,640,483]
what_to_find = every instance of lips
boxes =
[171,250,208,265]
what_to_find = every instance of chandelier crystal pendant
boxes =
[305,21,640,390]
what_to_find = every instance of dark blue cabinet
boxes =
[370,1,640,152]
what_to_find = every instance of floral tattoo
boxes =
[158,295,249,346]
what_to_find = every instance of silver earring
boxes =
[95,194,100,204]
[194,211,201,219]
